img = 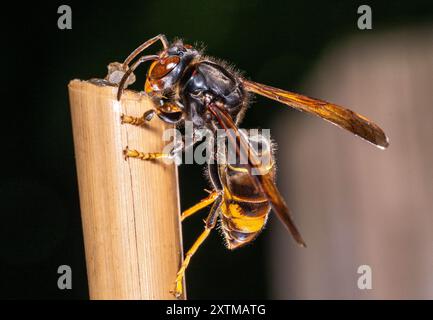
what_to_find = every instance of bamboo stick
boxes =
[68,79,184,300]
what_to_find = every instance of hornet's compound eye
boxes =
[148,56,180,80]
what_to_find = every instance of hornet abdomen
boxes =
[218,132,275,249]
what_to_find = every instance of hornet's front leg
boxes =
[121,100,186,162]
[121,109,157,126]
[123,147,171,161]
[122,134,193,163]
[121,100,184,127]
[121,102,209,165]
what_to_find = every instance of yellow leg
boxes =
[123,147,169,161]
[172,196,222,298]
[172,227,212,298]
[121,109,155,126]
[181,191,218,222]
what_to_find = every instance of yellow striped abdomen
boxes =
[218,151,275,249]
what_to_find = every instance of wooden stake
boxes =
[68,79,184,300]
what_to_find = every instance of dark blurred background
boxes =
[1,1,432,299]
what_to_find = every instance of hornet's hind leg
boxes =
[172,195,222,298]
[181,191,219,222]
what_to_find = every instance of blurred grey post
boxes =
[271,26,433,299]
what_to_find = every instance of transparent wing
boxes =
[243,79,389,149]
